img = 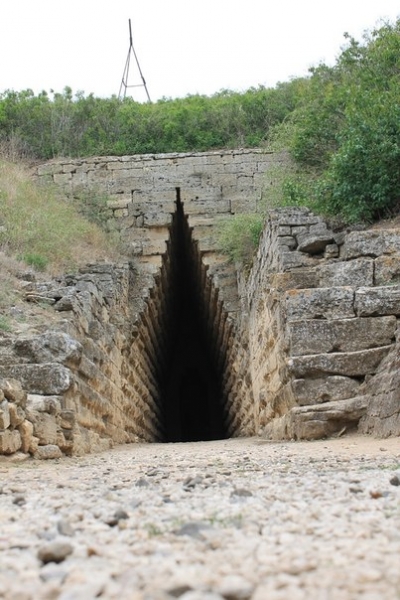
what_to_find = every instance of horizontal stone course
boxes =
[288,316,396,356]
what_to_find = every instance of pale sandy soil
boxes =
[0,434,399,600]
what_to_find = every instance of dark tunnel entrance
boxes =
[160,190,228,442]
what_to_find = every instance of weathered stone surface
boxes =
[0,400,10,429]
[292,376,361,406]
[288,396,368,439]
[31,413,59,446]
[289,316,396,356]
[0,378,27,407]
[341,230,400,259]
[324,243,339,259]
[269,270,320,291]
[358,343,400,437]
[59,410,76,430]
[355,286,400,317]
[318,259,374,288]
[3,364,73,395]
[0,429,22,454]
[284,287,355,321]
[8,403,26,427]
[35,444,63,460]
[13,332,82,365]
[374,255,400,285]
[297,232,334,254]
[288,346,391,378]
[18,419,34,453]
[27,394,62,415]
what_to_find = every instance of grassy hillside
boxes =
[0,160,118,274]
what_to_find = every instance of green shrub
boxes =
[218,214,264,265]
[19,253,48,271]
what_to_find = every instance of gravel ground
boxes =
[0,435,399,600]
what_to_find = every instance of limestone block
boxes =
[13,332,82,365]
[341,230,400,259]
[289,316,396,356]
[355,286,400,317]
[27,394,62,415]
[33,413,59,445]
[18,420,34,453]
[297,232,334,254]
[3,364,73,395]
[0,429,22,454]
[183,200,230,215]
[288,396,368,440]
[324,244,339,259]
[59,410,76,430]
[288,345,391,378]
[0,378,27,407]
[106,198,130,210]
[272,210,320,227]
[9,403,26,427]
[277,236,297,250]
[35,445,63,459]
[318,258,374,288]
[141,239,167,256]
[29,436,40,455]
[292,376,361,405]
[53,173,71,186]
[144,213,173,227]
[0,400,10,430]
[374,255,400,285]
[269,270,320,291]
[285,287,355,321]
[280,252,319,271]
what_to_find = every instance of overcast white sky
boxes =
[1,1,399,102]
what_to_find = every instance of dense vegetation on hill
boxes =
[0,18,398,230]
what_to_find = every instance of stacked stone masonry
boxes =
[0,150,399,458]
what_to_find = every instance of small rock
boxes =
[389,475,400,486]
[12,494,26,506]
[231,488,253,498]
[370,490,383,499]
[136,477,149,487]
[35,445,63,460]
[37,541,73,564]
[57,519,74,537]
[174,521,212,539]
[183,475,203,489]
[215,575,254,599]
[105,508,129,527]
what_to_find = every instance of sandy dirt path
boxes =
[0,434,399,599]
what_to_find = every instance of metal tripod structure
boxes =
[118,19,151,102]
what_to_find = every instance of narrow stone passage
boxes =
[159,191,227,442]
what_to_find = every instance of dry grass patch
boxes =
[0,160,120,275]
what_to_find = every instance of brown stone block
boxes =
[0,430,22,454]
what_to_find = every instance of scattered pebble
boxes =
[0,437,399,599]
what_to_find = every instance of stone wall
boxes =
[244,207,400,439]
[1,151,399,459]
